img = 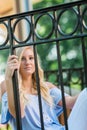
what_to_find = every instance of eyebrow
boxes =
[22,54,34,56]
[22,55,34,58]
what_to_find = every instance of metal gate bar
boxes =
[8,19,22,130]
[33,45,45,130]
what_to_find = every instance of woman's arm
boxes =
[5,55,24,118]
[0,81,7,101]
[58,93,79,109]
[0,81,6,96]
[5,76,16,117]
[46,82,79,109]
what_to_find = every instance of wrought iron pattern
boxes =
[0,1,87,48]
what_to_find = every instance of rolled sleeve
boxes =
[50,87,62,105]
[1,93,11,124]
[50,87,68,116]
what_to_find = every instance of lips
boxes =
[24,67,32,70]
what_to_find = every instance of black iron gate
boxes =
[0,1,87,130]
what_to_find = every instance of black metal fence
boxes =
[0,1,87,130]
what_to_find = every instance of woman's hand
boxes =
[5,55,19,79]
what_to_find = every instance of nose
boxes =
[25,59,30,64]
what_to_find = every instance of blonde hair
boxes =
[16,46,53,107]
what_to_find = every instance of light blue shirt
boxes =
[1,87,66,130]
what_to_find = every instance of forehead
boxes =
[22,48,34,57]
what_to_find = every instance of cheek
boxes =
[19,67,22,75]
[32,64,35,72]
[19,64,23,73]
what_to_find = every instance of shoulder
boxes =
[45,81,58,89]
[0,80,6,97]
[1,80,5,86]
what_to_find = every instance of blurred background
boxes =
[0,0,80,83]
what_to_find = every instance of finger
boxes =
[8,55,18,62]
[8,63,19,69]
[7,55,19,67]
[8,59,18,65]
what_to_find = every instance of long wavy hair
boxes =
[16,46,53,107]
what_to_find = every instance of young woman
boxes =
[1,46,87,130]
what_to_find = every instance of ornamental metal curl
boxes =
[13,17,32,43]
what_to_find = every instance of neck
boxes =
[22,76,37,94]
[23,75,33,89]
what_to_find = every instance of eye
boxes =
[21,57,26,61]
[29,56,34,60]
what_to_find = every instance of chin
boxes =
[26,71,34,75]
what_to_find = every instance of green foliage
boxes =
[33,0,86,72]
[33,0,87,90]
[33,0,79,10]
[0,50,9,63]
[33,0,64,9]
[0,125,11,130]
[0,49,9,74]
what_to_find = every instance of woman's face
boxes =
[20,48,35,77]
